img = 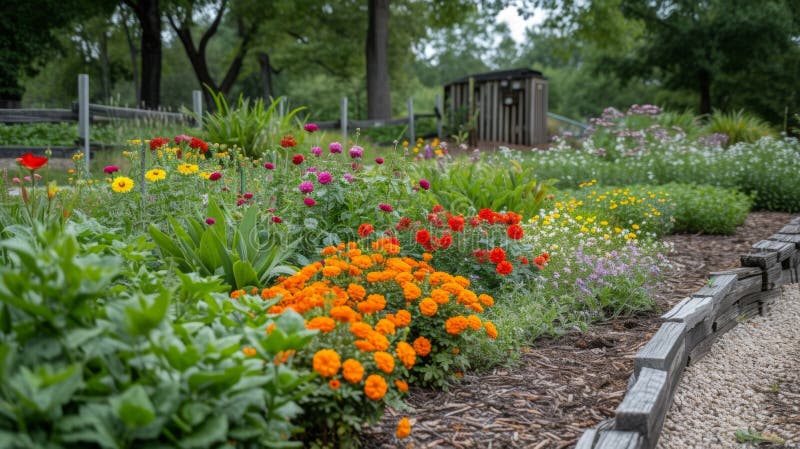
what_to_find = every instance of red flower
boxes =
[488,247,506,264]
[18,153,48,171]
[150,137,170,150]
[378,203,393,212]
[472,249,488,264]
[427,213,443,228]
[271,216,283,223]
[541,252,550,261]
[519,256,529,265]
[477,208,496,223]
[358,223,375,238]
[438,232,453,249]
[395,217,413,231]
[432,205,444,213]
[533,256,546,269]
[447,215,465,232]
[281,135,298,148]
[189,137,209,153]
[468,217,481,228]
[415,229,431,245]
[292,154,304,165]
[496,260,513,275]
[209,172,222,181]
[507,224,524,240]
[503,212,522,225]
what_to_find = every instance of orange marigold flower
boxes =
[351,254,373,269]
[364,374,388,401]
[422,252,433,262]
[453,276,470,288]
[321,246,338,256]
[470,303,485,313]
[322,265,342,277]
[479,293,495,307]
[373,351,395,374]
[273,350,295,365]
[395,341,416,369]
[418,297,438,316]
[329,379,341,390]
[402,283,422,301]
[507,224,524,240]
[358,223,374,238]
[375,318,396,336]
[307,316,336,332]
[467,315,482,331]
[242,347,257,357]
[342,359,365,383]
[496,260,513,275]
[488,247,506,264]
[330,305,361,322]
[396,417,412,439]
[347,283,367,301]
[349,321,373,339]
[394,309,412,327]
[413,336,432,356]
[395,271,414,283]
[431,288,450,304]
[312,349,341,377]
[368,331,390,351]
[429,271,452,286]
[457,289,478,305]
[445,316,469,335]
[395,379,409,393]
[484,321,498,339]
[357,294,386,314]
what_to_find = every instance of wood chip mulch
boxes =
[361,211,796,449]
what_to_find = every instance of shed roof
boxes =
[445,68,545,86]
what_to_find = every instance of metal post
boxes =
[435,94,443,139]
[78,74,90,173]
[340,96,348,144]
[192,90,203,128]
[407,97,415,144]
[279,97,286,118]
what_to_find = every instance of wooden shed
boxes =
[444,68,548,146]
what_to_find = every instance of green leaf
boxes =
[180,402,212,427]
[233,260,259,289]
[125,290,170,337]
[111,385,155,428]
[179,414,228,449]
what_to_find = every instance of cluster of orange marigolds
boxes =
[232,237,498,439]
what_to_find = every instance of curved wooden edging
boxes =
[575,217,800,449]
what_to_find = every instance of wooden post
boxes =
[192,90,203,128]
[340,96,348,144]
[279,97,286,118]
[407,97,415,143]
[78,74,90,173]
[468,77,476,147]
[435,94,443,139]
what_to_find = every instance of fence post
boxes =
[78,74,90,173]
[279,97,286,118]
[340,96,348,144]
[192,90,203,128]
[407,97,415,143]
[435,94,443,139]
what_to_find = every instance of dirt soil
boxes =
[360,211,796,449]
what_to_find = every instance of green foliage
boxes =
[662,183,752,234]
[704,109,776,145]
[201,91,307,158]
[149,198,297,289]
[0,219,316,448]
[734,428,785,444]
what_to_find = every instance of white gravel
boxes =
[658,284,800,449]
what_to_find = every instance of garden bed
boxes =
[361,211,794,449]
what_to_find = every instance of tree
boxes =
[366,0,392,119]
[123,0,163,108]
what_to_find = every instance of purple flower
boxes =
[264,162,275,169]
[329,142,342,154]
[304,197,317,207]
[424,144,433,159]
[304,123,319,132]
[343,173,354,183]
[378,203,393,212]
[375,157,384,164]
[205,218,216,225]
[311,146,322,156]
[419,179,430,190]
[103,165,120,174]
[317,171,333,184]
[299,181,314,193]
[349,146,363,159]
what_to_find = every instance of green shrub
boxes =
[660,183,752,234]
[705,109,776,145]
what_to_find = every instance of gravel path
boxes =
[658,284,800,449]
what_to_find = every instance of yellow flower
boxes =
[198,171,211,180]
[145,168,166,182]
[177,163,199,175]
[111,176,135,193]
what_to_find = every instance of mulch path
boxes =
[361,211,796,449]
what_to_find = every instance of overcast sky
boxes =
[496,6,546,43]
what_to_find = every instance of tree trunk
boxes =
[699,69,712,116]
[366,0,391,119]
[258,52,273,100]
[100,30,111,103]
[121,7,141,106]
[126,0,162,109]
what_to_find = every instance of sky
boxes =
[496,6,546,43]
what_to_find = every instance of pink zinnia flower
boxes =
[304,123,319,132]
[209,172,222,181]
[33,173,41,180]
[329,142,342,154]
[103,165,120,174]
[311,146,322,156]
[243,192,254,199]
[378,203,393,212]
[23,176,31,182]
[375,157,384,164]
[349,146,363,159]
[205,218,216,225]
[236,199,246,206]
[174,134,192,144]
[317,171,333,185]
[299,181,314,193]
[304,197,317,207]
[344,173,354,183]
[264,162,275,169]
[419,179,430,190]
[11,177,20,183]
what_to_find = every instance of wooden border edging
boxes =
[575,216,800,449]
